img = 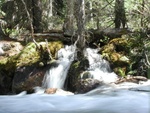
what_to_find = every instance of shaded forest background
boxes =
[0,0,150,36]
[0,0,150,77]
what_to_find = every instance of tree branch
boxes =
[21,0,34,38]
[45,39,53,60]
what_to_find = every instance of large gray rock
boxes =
[75,78,103,94]
[12,64,47,94]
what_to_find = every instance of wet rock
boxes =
[0,70,13,94]
[67,60,89,92]
[12,65,48,94]
[115,75,148,84]
[75,78,103,94]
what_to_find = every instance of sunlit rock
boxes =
[44,88,74,95]
[0,41,23,58]
[100,38,132,77]
[45,88,57,94]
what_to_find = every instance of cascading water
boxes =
[0,44,4,55]
[83,48,118,83]
[42,45,118,89]
[42,45,76,89]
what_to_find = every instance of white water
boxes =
[82,48,118,83]
[42,45,76,89]
[0,44,4,55]
[43,46,118,89]
[0,83,150,113]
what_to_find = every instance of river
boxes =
[0,84,150,113]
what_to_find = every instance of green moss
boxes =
[0,58,7,65]
[0,58,8,69]
[100,37,134,77]
[47,41,64,58]
[0,41,64,71]
[101,43,115,54]
[73,61,80,69]
[114,67,126,77]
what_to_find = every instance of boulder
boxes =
[75,78,103,94]
[67,59,89,92]
[12,64,48,94]
[44,88,57,94]
[67,59,106,93]
[100,38,131,77]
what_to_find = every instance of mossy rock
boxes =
[101,38,131,54]
[67,59,90,92]
[1,41,63,71]
[101,43,115,54]
[110,52,130,65]
[67,61,81,92]
[109,38,129,52]
[100,38,132,77]
[0,58,8,68]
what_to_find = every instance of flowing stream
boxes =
[0,45,150,113]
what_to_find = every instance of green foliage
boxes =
[0,0,5,7]
[3,28,20,37]
[99,36,110,44]
[118,67,126,77]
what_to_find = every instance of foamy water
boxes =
[0,86,149,113]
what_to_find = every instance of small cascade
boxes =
[0,44,4,55]
[82,48,118,83]
[42,45,76,89]
[42,45,118,90]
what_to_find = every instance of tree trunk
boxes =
[75,0,86,60]
[89,1,94,25]
[140,0,145,28]
[32,0,43,33]
[114,0,126,28]
[42,0,53,30]
[63,0,74,36]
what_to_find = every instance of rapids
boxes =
[0,84,150,113]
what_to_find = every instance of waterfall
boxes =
[42,45,118,89]
[83,48,118,83]
[42,45,76,89]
